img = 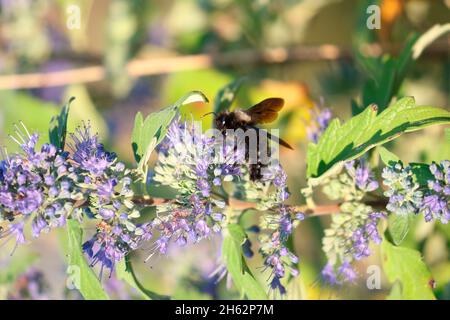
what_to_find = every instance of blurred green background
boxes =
[0,0,448,300]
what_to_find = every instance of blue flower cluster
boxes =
[321,209,385,285]
[421,161,449,223]
[151,118,241,255]
[259,163,304,295]
[68,124,148,274]
[0,122,147,275]
[382,161,449,224]
[382,162,423,216]
[0,123,74,249]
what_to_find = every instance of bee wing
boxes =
[244,98,284,124]
[246,125,294,150]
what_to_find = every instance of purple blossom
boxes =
[350,212,385,260]
[307,106,332,143]
[345,160,379,192]
[418,161,450,223]
[68,122,116,176]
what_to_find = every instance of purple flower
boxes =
[419,161,450,224]
[31,215,48,237]
[382,162,423,216]
[345,160,379,192]
[350,212,385,260]
[307,106,332,143]
[321,263,338,285]
[68,122,116,176]
[338,262,357,283]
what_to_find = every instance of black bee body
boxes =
[211,98,292,182]
[215,111,269,181]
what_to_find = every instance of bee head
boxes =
[214,112,231,130]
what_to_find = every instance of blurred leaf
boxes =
[214,78,246,114]
[378,146,400,166]
[162,69,232,128]
[132,91,209,176]
[387,214,410,246]
[0,253,38,284]
[222,224,267,300]
[412,23,450,60]
[63,85,108,140]
[0,92,59,150]
[382,239,436,300]
[49,97,74,150]
[63,219,110,300]
[386,281,403,300]
[116,257,169,300]
[354,24,450,115]
[307,97,450,180]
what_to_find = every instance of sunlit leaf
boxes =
[131,91,208,176]
[378,146,400,166]
[62,219,110,300]
[387,214,411,246]
[222,224,267,300]
[307,97,450,180]
[382,239,436,300]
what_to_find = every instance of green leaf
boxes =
[378,146,400,166]
[381,240,436,300]
[387,214,411,246]
[49,97,74,149]
[222,224,267,300]
[214,78,245,114]
[131,91,209,175]
[445,128,450,144]
[386,281,403,300]
[62,219,110,300]
[409,163,434,187]
[116,257,169,300]
[354,24,450,115]
[307,97,450,181]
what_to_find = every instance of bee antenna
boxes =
[201,112,217,119]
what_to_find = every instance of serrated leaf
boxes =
[48,97,74,149]
[131,91,208,175]
[410,163,434,187]
[116,257,169,300]
[382,240,436,300]
[222,224,267,300]
[307,97,450,179]
[63,219,110,300]
[388,214,410,245]
[214,78,245,114]
[378,146,400,166]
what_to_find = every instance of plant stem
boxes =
[131,195,388,218]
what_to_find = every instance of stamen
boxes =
[20,120,31,139]
[13,123,27,143]
[8,134,22,146]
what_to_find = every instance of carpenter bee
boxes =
[212,98,293,181]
